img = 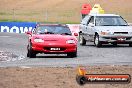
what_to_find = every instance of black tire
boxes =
[94,34,102,47]
[129,43,132,47]
[112,42,117,46]
[67,51,77,58]
[76,75,86,85]
[79,33,86,45]
[27,49,29,57]
[27,43,36,58]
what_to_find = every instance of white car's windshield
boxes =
[95,16,128,26]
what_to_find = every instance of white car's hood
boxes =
[95,26,132,32]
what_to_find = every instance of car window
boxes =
[88,16,94,24]
[35,26,72,35]
[81,15,90,25]
[95,16,128,26]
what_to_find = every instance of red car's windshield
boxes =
[35,25,72,35]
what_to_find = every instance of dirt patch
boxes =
[0,65,131,88]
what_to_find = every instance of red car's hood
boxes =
[33,34,77,42]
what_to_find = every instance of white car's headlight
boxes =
[66,40,75,44]
[34,38,44,43]
[100,32,110,35]
[100,32,113,35]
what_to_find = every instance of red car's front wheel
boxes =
[27,43,36,58]
[67,51,77,58]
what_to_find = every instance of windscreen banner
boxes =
[0,22,36,33]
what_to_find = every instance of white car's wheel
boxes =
[79,34,86,45]
[94,34,102,47]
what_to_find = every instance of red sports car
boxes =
[26,24,78,58]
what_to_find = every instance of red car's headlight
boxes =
[66,40,76,44]
[34,38,44,43]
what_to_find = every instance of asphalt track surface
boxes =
[0,33,132,67]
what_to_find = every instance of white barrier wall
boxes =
[67,24,80,34]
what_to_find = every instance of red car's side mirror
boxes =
[26,31,32,35]
[74,33,78,36]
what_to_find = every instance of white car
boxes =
[79,14,132,47]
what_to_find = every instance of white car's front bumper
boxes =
[99,35,132,43]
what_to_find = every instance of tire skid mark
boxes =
[0,51,25,62]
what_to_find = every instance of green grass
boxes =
[0,19,35,22]
[0,18,79,24]
[0,12,12,15]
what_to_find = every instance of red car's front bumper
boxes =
[31,42,77,54]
